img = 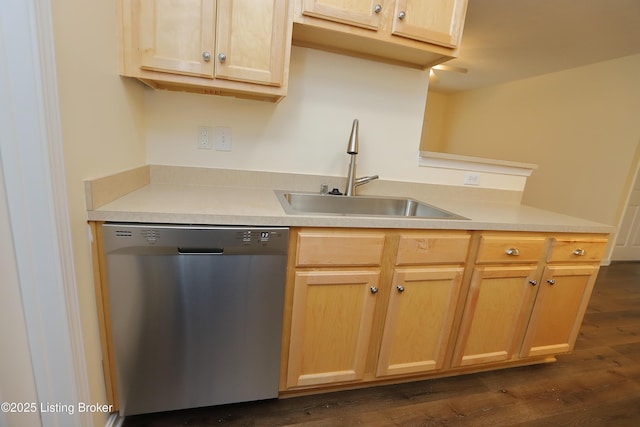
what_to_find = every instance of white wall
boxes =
[146,47,432,183]
[51,0,147,424]
[420,90,449,152]
[440,54,640,227]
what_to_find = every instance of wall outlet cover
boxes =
[463,173,481,186]
[197,126,213,150]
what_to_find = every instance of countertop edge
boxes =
[85,167,615,235]
[87,210,614,235]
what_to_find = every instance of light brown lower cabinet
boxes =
[451,265,539,367]
[281,228,471,391]
[520,264,599,358]
[286,269,381,387]
[519,236,607,358]
[280,229,608,395]
[451,233,605,370]
[376,267,464,377]
[285,264,467,388]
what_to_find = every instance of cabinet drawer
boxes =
[475,235,546,264]
[547,237,607,263]
[296,230,386,267]
[396,232,470,265]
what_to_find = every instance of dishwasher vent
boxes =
[114,230,133,237]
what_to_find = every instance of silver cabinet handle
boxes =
[573,248,586,256]
[370,286,379,294]
[374,4,381,13]
[396,285,405,293]
[505,248,520,256]
[547,279,556,285]
[202,51,211,62]
[529,280,538,286]
[398,11,406,20]
[218,53,227,63]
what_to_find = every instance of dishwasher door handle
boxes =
[177,247,224,254]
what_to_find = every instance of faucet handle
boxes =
[356,175,379,183]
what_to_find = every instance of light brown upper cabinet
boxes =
[293,0,468,68]
[300,0,384,30]
[119,0,293,102]
[391,0,466,48]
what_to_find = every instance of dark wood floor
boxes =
[123,262,640,427]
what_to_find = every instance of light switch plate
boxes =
[215,127,232,151]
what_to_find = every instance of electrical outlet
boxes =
[463,172,481,186]
[215,127,232,151]
[197,126,213,150]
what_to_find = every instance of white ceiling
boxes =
[429,0,640,93]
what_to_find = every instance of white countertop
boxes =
[88,182,613,234]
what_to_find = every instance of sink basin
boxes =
[275,191,468,220]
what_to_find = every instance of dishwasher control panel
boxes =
[102,223,289,255]
[238,230,276,244]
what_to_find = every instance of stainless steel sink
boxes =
[275,191,468,220]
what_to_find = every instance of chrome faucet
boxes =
[344,119,379,196]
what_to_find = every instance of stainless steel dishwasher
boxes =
[101,223,289,416]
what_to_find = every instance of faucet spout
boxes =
[347,119,359,154]
[344,119,378,196]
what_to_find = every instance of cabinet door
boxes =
[301,0,383,30]
[391,0,466,48]
[287,269,380,388]
[452,266,539,367]
[135,0,216,77]
[216,0,289,86]
[377,267,463,377]
[520,265,599,358]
